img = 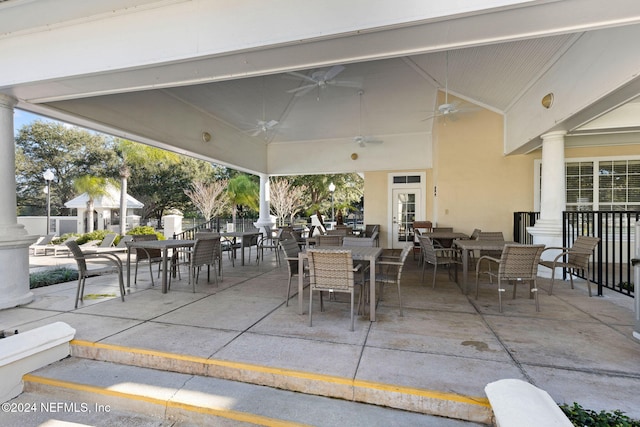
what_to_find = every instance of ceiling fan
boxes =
[423,51,478,122]
[247,119,278,137]
[353,90,383,147]
[246,79,279,138]
[285,65,361,99]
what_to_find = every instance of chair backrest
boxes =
[194,232,221,260]
[413,221,432,234]
[335,225,353,235]
[99,233,118,248]
[498,244,545,280]
[326,228,349,236]
[279,238,301,275]
[38,233,57,245]
[65,240,87,274]
[342,236,376,247]
[418,235,439,264]
[316,234,343,246]
[477,232,504,241]
[132,234,161,259]
[568,236,600,269]
[307,225,316,238]
[116,235,133,248]
[364,224,379,238]
[191,237,217,267]
[433,227,453,232]
[470,228,482,240]
[478,232,505,257]
[307,249,355,292]
[394,243,414,281]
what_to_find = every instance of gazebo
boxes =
[64,184,144,233]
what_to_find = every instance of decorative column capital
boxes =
[0,94,18,109]
[540,130,567,141]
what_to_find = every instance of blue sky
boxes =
[14,109,55,135]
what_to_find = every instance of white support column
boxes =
[528,131,566,274]
[0,94,37,310]
[253,173,274,229]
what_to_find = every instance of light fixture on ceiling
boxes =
[351,153,358,160]
[541,93,554,109]
[202,131,212,143]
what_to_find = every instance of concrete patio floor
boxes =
[2,245,639,425]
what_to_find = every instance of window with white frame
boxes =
[535,156,640,212]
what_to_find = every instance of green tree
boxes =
[15,121,119,216]
[291,173,363,219]
[226,174,259,227]
[73,175,116,233]
[116,139,181,234]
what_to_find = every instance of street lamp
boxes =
[329,182,336,226]
[43,169,55,234]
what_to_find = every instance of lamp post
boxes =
[329,182,336,227]
[43,169,55,234]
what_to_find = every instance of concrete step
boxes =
[68,339,492,424]
[22,357,482,426]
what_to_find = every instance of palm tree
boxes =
[226,174,259,229]
[116,140,180,235]
[73,175,115,233]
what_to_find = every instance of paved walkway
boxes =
[2,247,639,425]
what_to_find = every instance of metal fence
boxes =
[513,210,638,297]
[173,217,259,240]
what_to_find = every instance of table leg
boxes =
[298,254,304,315]
[369,256,376,321]
[461,249,469,294]
[126,249,131,289]
[161,247,169,293]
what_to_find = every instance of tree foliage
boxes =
[15,121,119,215]
[291,173,363,218]
[269,177,307,226]
[184,179,229,221]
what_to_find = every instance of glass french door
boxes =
[391,188,422,249]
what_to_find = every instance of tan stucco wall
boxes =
[361,99,640,248]
[433,106,535,239]
[362,95,537,246]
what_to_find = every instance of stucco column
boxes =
[253,173,274,229]
[528,130,566,274]
[0,94,37,309]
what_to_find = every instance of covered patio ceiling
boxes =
[3,0,640,175]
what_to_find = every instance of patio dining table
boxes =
[126,239,195,294]
[298,245,383,322]
[453,239,514,294]
[221,230,262,266]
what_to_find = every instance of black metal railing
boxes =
[513,211,540,244]
[513,210,637,298]
[173,217,259,240]
[563,210,638,297]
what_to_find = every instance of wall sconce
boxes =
[201,131,212,143]
[541,93,554,109]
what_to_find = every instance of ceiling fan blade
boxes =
[322,65,345,81]
[250,129,261,137]
[265,120,279,128]
[286,83,316,94]
[285,71,318,83]
[331,79,362,89]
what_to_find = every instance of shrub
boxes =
[560,402,640,427]
[127,225,165,240]
[76,230,111,245]
[30,268,78,289]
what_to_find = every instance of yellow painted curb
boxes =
[23,373,311,427]
[70,339,490,408]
